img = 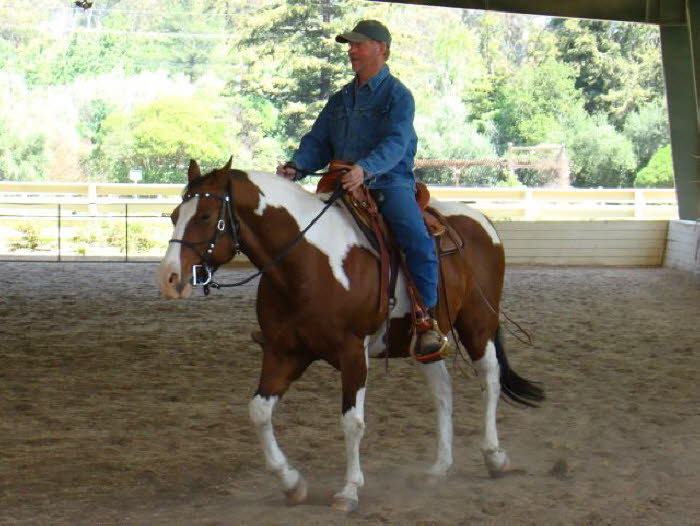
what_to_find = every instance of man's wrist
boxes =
[356,162,373,182]
[285,161,302,180]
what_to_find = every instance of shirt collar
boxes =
[355,65,390,92]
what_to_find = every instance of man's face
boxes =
[347,40,386,76]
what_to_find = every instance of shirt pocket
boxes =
[329,104,348,151]
[366,106,391,144]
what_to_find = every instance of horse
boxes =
[156,158,544,512]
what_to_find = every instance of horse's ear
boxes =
[223,156,232,172]
[187,159,201,182]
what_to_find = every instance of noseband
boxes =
[168,179,240,290]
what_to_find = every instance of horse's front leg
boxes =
[333,336,369,513]
[249,350,312,504]
[420,360,453,477]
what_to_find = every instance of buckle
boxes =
[191,263,213,286]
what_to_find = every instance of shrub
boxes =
[9,223,41,251]
[634,144,674,188]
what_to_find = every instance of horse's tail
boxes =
[494,325,545,407]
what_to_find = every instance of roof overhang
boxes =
[373,0,687,26]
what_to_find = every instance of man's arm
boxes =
[291,100,334,178]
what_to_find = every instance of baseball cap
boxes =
[335,20,391,48]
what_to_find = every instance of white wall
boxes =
[494,221,669,266]
[663,220,699,274]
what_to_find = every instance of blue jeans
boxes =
[373,186,438,309]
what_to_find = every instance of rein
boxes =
[208,182,345,291]
[171,170,345,294]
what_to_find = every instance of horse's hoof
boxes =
[484,448,510,477]
[426,461,452,479]
[284,476,308,505]
[332,496,358,513]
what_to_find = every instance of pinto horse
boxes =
[156,158,543,512]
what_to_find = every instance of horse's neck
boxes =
[237,172,370,292]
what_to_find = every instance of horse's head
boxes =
[157,157,240,299]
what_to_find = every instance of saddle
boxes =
[316,160,464,314]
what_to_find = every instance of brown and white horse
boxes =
[156,159,543,511]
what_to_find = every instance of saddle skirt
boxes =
[315,161,465,316]
[316,161,464,258]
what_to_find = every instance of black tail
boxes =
[494,325,545,407]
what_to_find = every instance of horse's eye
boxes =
[200,214,211,222]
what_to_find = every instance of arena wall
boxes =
[663,220,700,274]
[494,220,669,266]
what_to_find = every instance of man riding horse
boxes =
[276,20,446,360]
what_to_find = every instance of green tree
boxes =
[231,0,359,149]
[634,144,674,188]
[622,101,670,170]
[93,95,230,182]
[0,117,47,181]
[567,114,637,187]
[550,18,663,126]
[493,58,584,151]
[415,94,501,185]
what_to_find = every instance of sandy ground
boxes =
[1,262,699,526]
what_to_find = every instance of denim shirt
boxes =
[292,65,417,189]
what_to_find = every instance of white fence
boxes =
[0,181,679,220]
[0,181,680,265]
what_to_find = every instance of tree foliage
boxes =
[0,0,671,188]
[634,144,674,188]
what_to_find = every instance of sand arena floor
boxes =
[1,262,698,526]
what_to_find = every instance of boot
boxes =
[413,309,448,363]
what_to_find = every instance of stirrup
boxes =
[412,320,449,363]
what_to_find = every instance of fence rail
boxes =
[0,181,679,219]
[0,181,679,262]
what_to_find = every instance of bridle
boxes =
[168,173,345,294]
[168,178,240,290]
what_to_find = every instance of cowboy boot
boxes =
[414,308,448,363]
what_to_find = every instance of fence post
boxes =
[634,190,645,218]
[88,183,98,215]
[125,204,129,262]
[57,203,61,262]
[524,189,536,220]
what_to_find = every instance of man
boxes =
[277,20,446,361]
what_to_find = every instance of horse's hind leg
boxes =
[333,336,369,513]
[249,350,312,504]
[474,339,510,475]
[420,360,453,476]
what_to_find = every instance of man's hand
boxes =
[276,162,297,180]
[341,164,365,191]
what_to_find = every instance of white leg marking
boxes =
[334,338,369,511]
[420,360,454,476]
[336,386,366,505]
[248,395,301,491]
[475,341,509,475]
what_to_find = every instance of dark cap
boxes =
[335,20,391,47]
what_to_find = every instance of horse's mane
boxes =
[182,168,250,196]
[185,168,325,206]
